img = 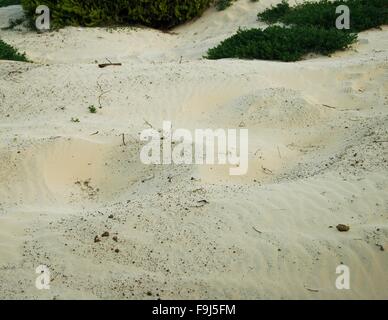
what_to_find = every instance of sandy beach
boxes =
[0,0,387,299]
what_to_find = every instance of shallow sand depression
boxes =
[0,1,387,299]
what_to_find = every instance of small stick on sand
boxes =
[261,166,273,175]
[122,133,126,146]
[96,80,111,109]
[143,119,154,129]
[322,104,336,109]
[190,200,209,208]
[141,174,155,183]
[252,226,262,234]
[98,62,122,68]
[277,146,282,159]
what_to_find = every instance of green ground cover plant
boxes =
[207,0,387,61]
[21,0,214,29]
[0,0,21,8]
[0,39,28,61]
[206,25,357,61]
[258,0,388,32]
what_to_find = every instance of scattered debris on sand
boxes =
[336,224,350,232]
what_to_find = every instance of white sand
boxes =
[0,1,387,299]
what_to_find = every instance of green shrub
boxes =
[258,0,291,23]
[0,39,28,61]
[207,0,385,62]
[258,0,388,32]
[206,26,357,62]
[21,0,213,29]
[216,0,235,11]
[0,0,21,7]
[88,105,97,113]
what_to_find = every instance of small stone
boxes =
[94,236,101,243]
[113,236,118,242]
[108,214,114,219]
[114,248,120,253]
[102,231,110,237]
[336,224,350,232]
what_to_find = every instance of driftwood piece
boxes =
[98,63,122,68]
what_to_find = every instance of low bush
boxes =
[21,0,213,29]
[0,0,21,7]
[207,0,386,62]
[206,26,357,62]
[258,0,388,32]
[215,0,235,11]
[0,39,28,61]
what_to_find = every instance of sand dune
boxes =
[0,1,387,299]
